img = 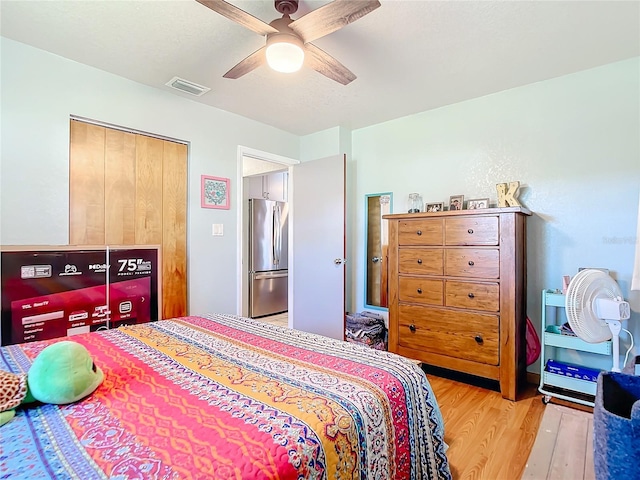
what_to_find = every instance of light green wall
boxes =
[0,37,300,317]
[2,36,639,371]
[352,57,640,372]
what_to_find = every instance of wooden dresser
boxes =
[383,207,530,400]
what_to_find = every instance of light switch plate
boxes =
[212,224,223,236]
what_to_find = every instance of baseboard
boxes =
[527,371,540,385]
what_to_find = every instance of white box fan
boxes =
[565,269,632,372]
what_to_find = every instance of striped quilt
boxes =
[0,314,450,479]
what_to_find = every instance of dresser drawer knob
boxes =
[474,335,483,344]
[409,324,416,332]
[468,228,474,234]
[417,259,423,264]
[416,230,422,236]
[468,292,475,298]
[468,260,474,266]
[417,288,422,294]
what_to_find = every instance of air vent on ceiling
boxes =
[165,77,211,96]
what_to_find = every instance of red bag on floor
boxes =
[526,316,541,366]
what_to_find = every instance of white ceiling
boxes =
[2,0,639,136]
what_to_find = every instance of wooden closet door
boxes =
[69,121,188,319]
[162,141,188,318]
[69,121,106,245]
[134,135,164,245]
[105,129,136,245]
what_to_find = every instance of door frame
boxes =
[236,146,299,319]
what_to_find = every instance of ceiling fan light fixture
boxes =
[265,33,304,73]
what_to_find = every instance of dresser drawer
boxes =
[397,304,499,365]
[399,277,444,305]
[398,219,443,246]
[445,216,499,246]
[445,248,499,278]
[445,280,499,311]
[399,248,443,275]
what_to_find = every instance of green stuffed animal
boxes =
[0,341,104,426]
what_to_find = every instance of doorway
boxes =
[237,147,298,325]
[245,168,289,320]
[236,147,347,340]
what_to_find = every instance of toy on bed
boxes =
[0,340,104,426]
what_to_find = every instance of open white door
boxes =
[290,155,345,340]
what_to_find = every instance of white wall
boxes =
[0,38,300,316]
[351,57,640,372]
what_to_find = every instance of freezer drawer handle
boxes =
[254,272,288,280]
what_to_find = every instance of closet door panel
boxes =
[162,141,188,318]
[69,121,106,245]
[134,135,163,245]
[105,129,136,245]
[69,121,188,320]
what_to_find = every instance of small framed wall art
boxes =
[201,175,230,209]
[425,202,444,213]
[467,198,490,210]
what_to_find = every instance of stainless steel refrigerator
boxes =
[248,199,288,318]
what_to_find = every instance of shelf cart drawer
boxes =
[543,371,597,396]
[543,332,612,354]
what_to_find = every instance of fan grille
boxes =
[565,269,622,343]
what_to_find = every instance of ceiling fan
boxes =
[196,0,381,85]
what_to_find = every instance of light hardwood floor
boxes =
[522,403,595,480]
[427,374,547,479]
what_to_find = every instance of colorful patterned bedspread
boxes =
[0,314,450,479]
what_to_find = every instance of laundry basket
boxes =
[593,371,640,480]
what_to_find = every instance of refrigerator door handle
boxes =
[254,271,288,280]
[272,205,277,267]
[275,204,281,267]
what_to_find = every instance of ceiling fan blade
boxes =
[289,0,381,43]
[304,43,356,85]
[223,46,267,79]
[196,0,278,36]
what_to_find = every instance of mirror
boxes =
[365,193,392,309]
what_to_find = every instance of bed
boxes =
[0,314,451,479]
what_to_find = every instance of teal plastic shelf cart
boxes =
[538,289,611,407]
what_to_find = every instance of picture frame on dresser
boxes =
[426,202,444,213]
[448,195,464,211]
[467,198,490,210]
